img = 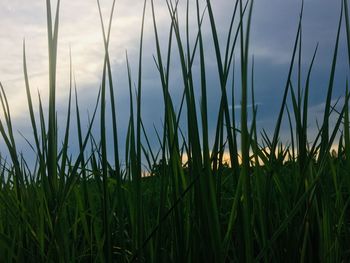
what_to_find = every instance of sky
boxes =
[0,0,348,163]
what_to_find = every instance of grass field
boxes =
[0,0,350,262]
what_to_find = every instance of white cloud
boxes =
[0,0,172,118]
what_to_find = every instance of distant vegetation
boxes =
[0,0,350,262]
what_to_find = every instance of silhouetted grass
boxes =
[0,0,350,262]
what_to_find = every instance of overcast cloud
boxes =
[0,0,348,161]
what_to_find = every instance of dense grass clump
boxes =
[0,0,350,262]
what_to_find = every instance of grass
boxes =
[0,0,350,262]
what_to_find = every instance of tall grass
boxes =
[0,0,350,262]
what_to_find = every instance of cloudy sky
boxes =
[0,0,348,162]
